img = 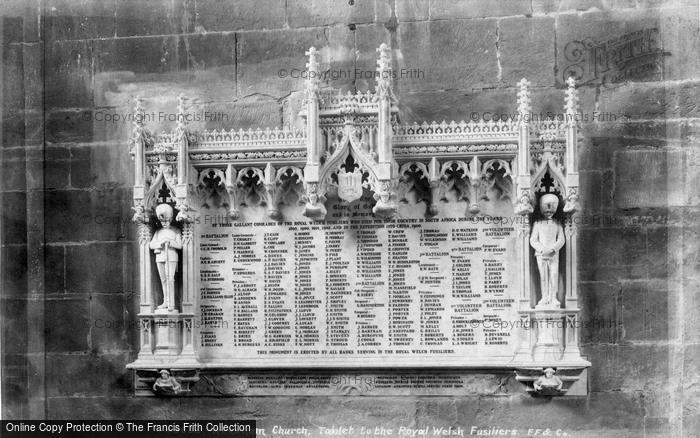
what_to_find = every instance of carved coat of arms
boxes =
[337,168,364,203]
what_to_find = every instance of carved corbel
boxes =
[148,369,200,397]
[371,178,397,219]
[302,181,327,220]
[514,367,588,397]
[263,163,282,221]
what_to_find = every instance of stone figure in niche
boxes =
[149,203,182,313]
[530,194,565,308]
[153,369,182,395]
[533,367,563,394]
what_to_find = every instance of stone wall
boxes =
[1,0,698,436]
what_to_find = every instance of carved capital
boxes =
[137,222,152,245]
[132,202,148,225]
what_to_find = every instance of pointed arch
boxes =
[532,160,566,195]
[318,126,381,194]
[143,170,177,212]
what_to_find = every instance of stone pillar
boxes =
[302,47,325,220]
[372,43,396,218]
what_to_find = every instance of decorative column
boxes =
[372,43,397,218]
[512,79,535,363]
[173,95,194,313]
[302,47,326,220]
[563,76,580,309]
[561,76,583,362]
[174,94,197,361]
[130,97,155,360]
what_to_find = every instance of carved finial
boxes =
[376,43,392,98]
[517,78,531,118]
[565,76,578,117]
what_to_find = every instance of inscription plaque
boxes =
[196,196,517,367]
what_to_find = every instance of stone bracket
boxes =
[133,368,200,397]
[514,367,588,397]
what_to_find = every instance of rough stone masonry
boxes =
[0,0,698,437]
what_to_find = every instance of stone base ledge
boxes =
[130,367,589,397]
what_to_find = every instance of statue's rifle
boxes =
[164,240,170,309]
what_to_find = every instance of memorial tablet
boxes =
[126,44,591,396]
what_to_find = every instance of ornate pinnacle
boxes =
[517,78,531,117]
[305,47,320,99]
[176,94,187,131]
[565,76,578,116]
[134,95,144,128]
[305,46,320,73]
[130,96,145,157]
[376,43,392,97]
